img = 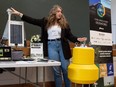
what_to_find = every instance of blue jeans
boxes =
[48,40,71,87]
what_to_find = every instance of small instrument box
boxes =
[0,47,11,61]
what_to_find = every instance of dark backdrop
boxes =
[0,0,90,41]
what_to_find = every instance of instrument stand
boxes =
[74,83,98,87]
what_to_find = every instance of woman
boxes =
[10,5,87,87]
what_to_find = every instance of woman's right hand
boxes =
[10,7,23,16]
[77,37,87,42]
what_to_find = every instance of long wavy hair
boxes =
[46,5,68,29]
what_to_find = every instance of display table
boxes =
[0,60,61,68]
[0,60,61,87]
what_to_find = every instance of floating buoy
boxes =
[68,47,99,84]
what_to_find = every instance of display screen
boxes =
[10,24,22,44]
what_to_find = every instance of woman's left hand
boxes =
[77,37,87,42]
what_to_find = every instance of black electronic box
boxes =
[0,47,12,61]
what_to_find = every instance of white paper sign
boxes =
[30,43,43,60]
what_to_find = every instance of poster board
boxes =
[89,0,114,87]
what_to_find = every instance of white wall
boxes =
[113,57,116,76]
[111,0,116,44]
[111,0,116,24]
[111,0,116,76]
[112,24,116,44]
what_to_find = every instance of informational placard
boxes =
[30,43,43,61]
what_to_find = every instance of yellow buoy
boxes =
[68,47,99,84]
[72,47,94,64]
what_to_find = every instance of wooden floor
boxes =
[0,77,116,87]
[0,83,81,87]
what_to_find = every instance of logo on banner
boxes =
[107,63,114,76]
[97,3,105,17]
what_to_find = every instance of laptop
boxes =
[11,50,24,61]
[12,50,34,61]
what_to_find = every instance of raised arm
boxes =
[10,7,23,17]
[10,7,45,27]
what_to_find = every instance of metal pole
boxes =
[82,84,84,87]
[36,67,38,85]
[25,67,27,83]
[19,68,21,84]
[74,83,77,87]
[43,67,45,87]
[94,83,98,87]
